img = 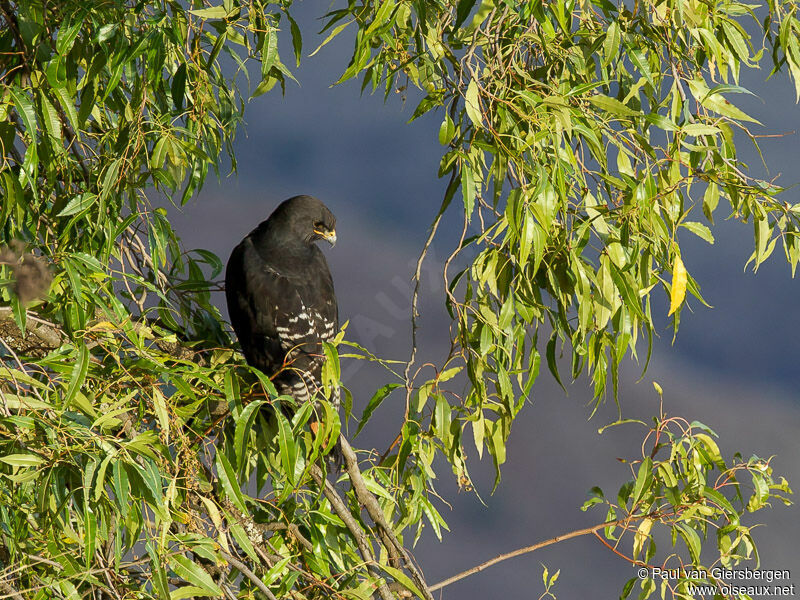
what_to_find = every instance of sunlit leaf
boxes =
[668,254,687,316]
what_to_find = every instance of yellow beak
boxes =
[315,229,337,247]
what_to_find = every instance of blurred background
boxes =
[168,5,800,598]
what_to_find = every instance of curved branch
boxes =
[402,198,447,417]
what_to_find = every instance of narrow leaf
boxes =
[668,254,687,316]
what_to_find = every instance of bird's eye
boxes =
[313,221,324,231]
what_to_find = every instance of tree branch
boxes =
[309,465,396,600]
[0,307,64,355]
[428,518,630,592]
[0,581,25,600]
[218,549,278,600]
[339,435,435,600]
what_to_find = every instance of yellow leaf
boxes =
[668,254,687,315]
[633,517,654,557]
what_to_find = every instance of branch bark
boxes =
[218,549,278,600]
[338,435,435,600]
[428,518,633,592]
[0,306,204,363]
[309,465,397,600]
[0,307,64,356]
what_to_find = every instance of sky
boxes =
[168,5,800,598]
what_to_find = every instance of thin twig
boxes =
[428,518,629,592]
[592,531,648,567]
[402,205,446,418]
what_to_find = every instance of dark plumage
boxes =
[225,195,339,408]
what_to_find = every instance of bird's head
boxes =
[274,195,337,248]
[311,217,337,247]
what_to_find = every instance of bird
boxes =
[225,195,339,410]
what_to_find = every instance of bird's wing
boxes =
[226,240,286,374]
[271,257,338,403]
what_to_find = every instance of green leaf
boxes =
[627,46,654,87]
[0,453,45,467]
[603,21,620,66]
[519,208,534,266]
[595,256,619,329]
[275,409,297,485]
[215,449,247,513]
[487,419,507,490]
[57,193,97,217]
[169,554,224,596]
[113,460,130,519]
[645,113,677,131]
[228,519,259,562]
[466,0,495,31]
[93,452,114,502]
[703,182,719,222]
[65,344,89,408]
[471,414,485,459]
[364,0,397,38]
[680,221,714,244]
[688,79,762,124]
[701,486,737,520]
[0,394,51,410]
[287,12,303,67]
[588,94,639,117]
[261,26,278,77]
[461,162,476,221]
[465,79,483,127]
[188,6,230,19]
[434,393,452,450]
[51,84,80,135]
[56,15,84,55]
[152,388,170,442]
[38,92,62,144]
[356,383,401,437]
[545,333,565,392]
[99,159,121,201]
[632,457,653,506]
[10,295,26,336]
[147,542,170,600]
[262,556,291,586]
[234,399,265,469]
[455,0,478,29]
[322,340,341,383]
[84,508,97,565]
[676,522,702,564]
[381,565,425,600]
[309,20,352,57]
[439,114,456,145]
[681,123,721,136]
[9,87,38,139]
[171,63,187,111]
[59,581,80,600]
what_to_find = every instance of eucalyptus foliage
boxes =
[0,1,795,599]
